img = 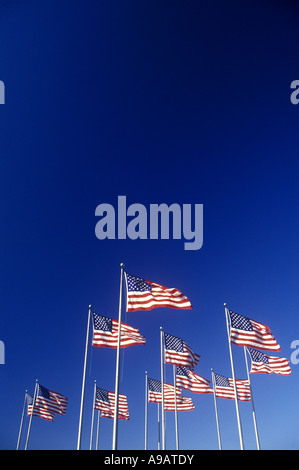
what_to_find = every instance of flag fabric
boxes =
[148,378,181,404]
[125,273,192,312]
[94,387,129,420]
[34,384,68,416]
[164,332,200,370]
[27,394,55,422]
[176,367,213,394]
[214,374,251,401]
[92,312,146,349]
[247,347,291,375]
[228,310,281,351]
[164,396,195,412]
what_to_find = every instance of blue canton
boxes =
[96,387,109,403]
[214,374,230,388]
[229,310,253,331]
[247,347,269,364]
[148,378,162,393]
[164,333,184,352]
[93,312,113,332]
[126,273,151,292]
[38,384,51,399]
[176,366,190,378]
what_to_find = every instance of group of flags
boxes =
[17,268,291,450]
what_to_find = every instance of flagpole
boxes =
[173,365,179,450]
[224,303,244,450]
[16,389,28,450]
[211,369,222,450]
[90,380,97,450]
[145,371,148,450]
[112,262,124,450]
[160,326,166,450]
[77,305,92,450]
[157,403,161,450]
[25,379,38,450]
[96,410,101,450]
[244,347,261,450]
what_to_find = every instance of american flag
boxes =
[34,384,68,416]
[176,367,213,394]
[214,374,251,401]
[125,273,192,312]
[92,312,146,348]
[164,332,200,370]
[228,310,281,351]
[247,347,291,375]
[27,394,55,422]
[95,387,129,420]
[164,396,195,412]
[147,377,181,404]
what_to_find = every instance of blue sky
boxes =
[0,0,298,450]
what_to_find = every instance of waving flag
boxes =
[125,273,192,312]
[176,367,213,394]
[35,384,68,416]
[92,312,146,349]
[95,387,129,420]
[214,374,251,401]
[228,310,281,351]
[164,332,200,370]
[247,347,291,375]
[27,394,55,422]
[148,377,181,403]
[164,396,195,412]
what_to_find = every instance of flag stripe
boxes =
[176,367,213,394]
[92,313,146,349]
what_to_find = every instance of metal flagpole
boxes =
[173,365,179,450]
[16,389,28,450]
[244,347,261,450]
[224,303,244,450]
[211,369,222,450]
[160,326,166,450]
[90,380,97,450]
[77,305,92,450]
[145,371,148,450]
[25,379,38,450]
[157,403,161,450]
[112,262,124,450]
[96,410,101,450]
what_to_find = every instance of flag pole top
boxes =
[89,304,92,309]
[160,326,163,331]
[224,302,227,307]
[120,263,124,268]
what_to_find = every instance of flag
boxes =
[164,332,200,370]
[27,394,55,422]
[164,396,195,412]
[214,374,251,401]
[125,273,192,312]
[228,310,281,351]
[95,387,129,420]
[92,312,146,349]
[148,377,181,404]
[176,367,213,394]
[247,347,291,375]
[34,384,68,416]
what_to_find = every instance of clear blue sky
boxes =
[0,0,298,450]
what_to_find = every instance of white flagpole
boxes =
[244,347,261,450]
[16,389,28,450]
[96,410,101,450]
[90,380,97,450]
[25,379,38,450]
[77,305,92,450]
[112,262,124,450]
[224,303,244,450]
[160,326,166,450]
[173,365,179,450]
[157,403,161,450]
[211,369,222,450]
[145,371,148,450]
